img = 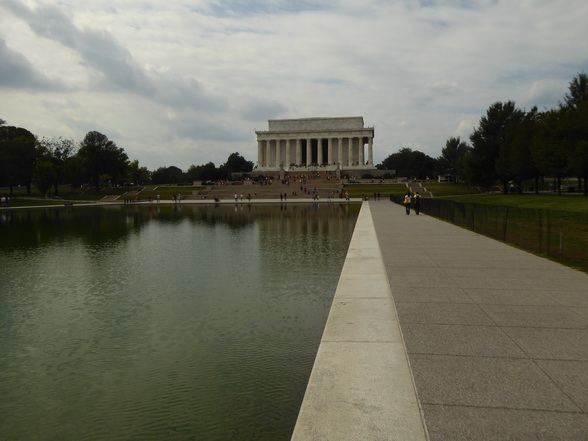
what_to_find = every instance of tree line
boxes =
[379,73,588,195]
[0,122,253,196]
[2,73,585,196]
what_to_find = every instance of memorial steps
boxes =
[405,182,433,197]
[187,179,343,201]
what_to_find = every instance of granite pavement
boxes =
[369,200,588,441]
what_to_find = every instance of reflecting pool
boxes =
[0,203,359,441]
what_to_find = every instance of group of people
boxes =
[359,193,381,201]
[402,191,421,215]
[234,193,253,202]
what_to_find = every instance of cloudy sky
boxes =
[1,0,586,171]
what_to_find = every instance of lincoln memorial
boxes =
[255,117,376,172]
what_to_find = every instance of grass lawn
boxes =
[423,182,480,197]
[343,184,406,198]
[343,182,480,198]
[442,193,588,213]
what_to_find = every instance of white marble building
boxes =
[255,117,375,172]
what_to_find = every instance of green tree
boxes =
[531,110,569,195]
[65,155,86,189]
[565,105,588,195]
[561,72,588,110]
[37,137,76,194]
[461,146,491,189]
[223,152,254,174]
[495,107,526,193]
[0,125,37,194]
[378,148,436,179]
[185,164,201,182]
[507,108,542,193]
[186,162,228,182]
[437,137,471,182]
[34,161,57,196]
[128,160,151,185]
[77,131,129,187]
[151,166,184,184]
[468,101,523,189]
[560,73,588,195]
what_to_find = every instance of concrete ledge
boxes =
[2,198,364,211]
[291,202,428,441]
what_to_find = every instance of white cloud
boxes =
[0,0,587,170]
[0,37,64,90]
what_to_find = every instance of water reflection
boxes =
[0,203,359,441]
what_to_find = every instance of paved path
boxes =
[369,200,588,440]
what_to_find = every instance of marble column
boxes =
[265,139,275,167]
[306,138,312,166]
[296,138,302,165]
[286,139,291,167]
[359,138,365,166]
[276,139,281,167]
[258,141,263,167]
[338,138,343,166]
[328,138,333,165]
[348,137,354,166]
[317,138,323,165]
[368,137,374,166]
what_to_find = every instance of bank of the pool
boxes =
[1,197,363,210]
[290,202,428,441]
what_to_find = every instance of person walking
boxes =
[414,192,422,215]
[403,192,412,215]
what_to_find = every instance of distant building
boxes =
[255,117,376,172]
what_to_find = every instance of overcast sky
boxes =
[1,0,586,170]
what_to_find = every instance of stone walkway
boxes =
[368,200,588,440]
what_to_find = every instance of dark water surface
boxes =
[0,203,359,441]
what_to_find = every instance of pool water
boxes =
[0,203,359,440]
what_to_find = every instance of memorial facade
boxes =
[255,117,375,172]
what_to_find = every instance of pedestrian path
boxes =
[369,200,588,440]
